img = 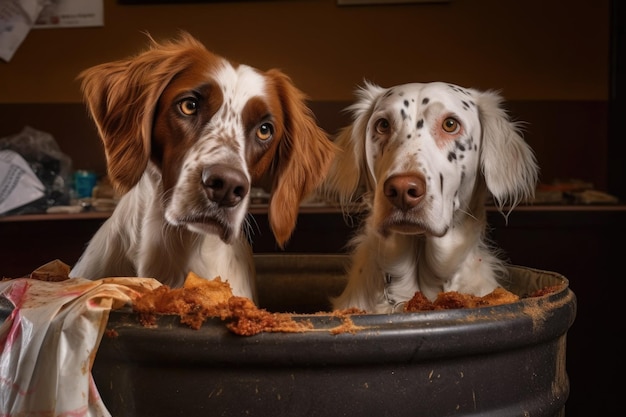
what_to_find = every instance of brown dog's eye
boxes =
[442,117,460,133]
[374,118,391,134]
[256,122,274,141]
[179,99,198,116]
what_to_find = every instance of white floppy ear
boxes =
[477,90,539,211]
[320,124,364,207]
[321,81,385,207]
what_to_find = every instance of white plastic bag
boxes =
[0,269,162,416]
[0,149,45,215]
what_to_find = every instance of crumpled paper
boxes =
[0,266,162,416]
[0,0,45,62]
[0,149,46,215]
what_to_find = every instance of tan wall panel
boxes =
[0,0,610,103]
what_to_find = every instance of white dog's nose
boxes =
[383,174,425,211]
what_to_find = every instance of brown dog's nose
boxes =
[202,164,250,207]
[384,174,426,211]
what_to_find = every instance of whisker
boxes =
[243,212,260,244]
[459,207,478,221]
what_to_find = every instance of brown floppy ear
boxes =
[77,32,203,194]
[264,69,338,247]
[79,59,157,194]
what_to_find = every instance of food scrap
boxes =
[132,271,313,336]
[404,285,562,312]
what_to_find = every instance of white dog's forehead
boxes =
[363,81,482,194]
[377,82,477,114]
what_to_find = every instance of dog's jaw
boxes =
[182,199,250,244]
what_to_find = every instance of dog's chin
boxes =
[385,223,428,235]
[380,219,448,238]
[187,221,236,243]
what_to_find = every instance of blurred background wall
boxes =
[0,0,609,103]
[0,0,613,191]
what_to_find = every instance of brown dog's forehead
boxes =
[152,59,286,187]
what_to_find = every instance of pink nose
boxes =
[383,174,426,210]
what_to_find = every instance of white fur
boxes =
[322,81,538,313]
[70,166,256,298]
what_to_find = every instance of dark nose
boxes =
[201,164,250,207]
[383,174,426,211]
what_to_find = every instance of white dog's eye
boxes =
[178,98,198,116]
[442,117,460,134]
[256,122,274,141]
[374,118,391,134]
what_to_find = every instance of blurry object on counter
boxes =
[250,187,270,204]
[91,176,120,212]
[250,187,330,207]
[567,189,619,205]
[45,205,83,214]
[534,179,620,205]
[0,150,46,215]
[0,126,73,215]
[73,170,97,199]
[91,176,117,199]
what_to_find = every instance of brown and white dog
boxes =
[322,81,538,313]
[70,32,336,301]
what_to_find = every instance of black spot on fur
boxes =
[403,100,409,108]
[449,85,471,96]
[422,98,429,105]
[439,173,444,194]
[401,109,408,120]
[455,140,466,151]
[416,119,424,129]
[448,152,457,162]
[462,100,469,110]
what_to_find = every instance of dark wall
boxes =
[0,0,609,103]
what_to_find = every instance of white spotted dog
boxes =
[322,81,538,313]
[70,32,337,301]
